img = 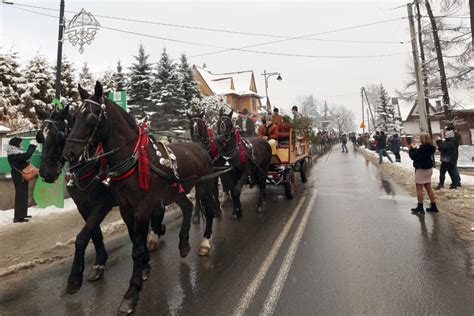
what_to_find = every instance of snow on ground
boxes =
[0,198,77,226]
[363,147,474,186]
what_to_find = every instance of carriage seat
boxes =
[278,125,291,145]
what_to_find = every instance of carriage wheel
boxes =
[283,169,295,199]
[300,160,308,183]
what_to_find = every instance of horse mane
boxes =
[104,97,138,130]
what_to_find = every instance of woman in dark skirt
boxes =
[7,137,37,223]
[408,133,437,214]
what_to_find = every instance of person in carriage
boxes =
[272,107,283,126]
[235,108,255,137]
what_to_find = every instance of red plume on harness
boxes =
[135,123,150,190]
[206,124,218,159]
[234,128,246,164]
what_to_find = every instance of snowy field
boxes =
[0,198,77,227]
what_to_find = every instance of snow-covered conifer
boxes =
[128,44,153,119]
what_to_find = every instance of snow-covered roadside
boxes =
[363,147,474,186]
[0,198,77,226]
[358,147,474,242]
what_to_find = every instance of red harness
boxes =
[76,144,107,181]
[234,128,246,164]
[207,124,218,159]
[109,123,149,190]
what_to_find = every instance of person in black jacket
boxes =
[235,108,256,137]
[409,133,437,214]
[7,137,37,223]
[375,131,393,164]
[435,130,461,190]
[389,133,401,162]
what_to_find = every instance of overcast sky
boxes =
[0,0,446,126]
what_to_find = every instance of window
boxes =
[252,98,257,112]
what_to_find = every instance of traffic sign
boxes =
[360,121,366,129]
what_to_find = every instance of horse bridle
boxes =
[67,98,107,162]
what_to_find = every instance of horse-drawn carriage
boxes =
[266,125,310,199]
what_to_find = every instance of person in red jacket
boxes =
[258,118,267,138]
[266,116,279,140]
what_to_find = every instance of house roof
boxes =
[0,125,11,133]
[194,65,262,97]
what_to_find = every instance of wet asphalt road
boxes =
[1,146,474,315]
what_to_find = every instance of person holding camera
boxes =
[7,137,37,223]
[408,133,438,214]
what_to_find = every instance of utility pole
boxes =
[361,87,376,130]
[360,88,365,134]
[425,0,450,120]
[470,0,474,44]
[54,0,66,100]
[415,1,433,137]
[407,3,429,132]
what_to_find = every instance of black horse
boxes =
[62,81,219,314]
[187,111,226,223]
[216,109,272,218]
[34,103,166,295]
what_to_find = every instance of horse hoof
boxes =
[198,247,210,256]
[66,275,83,294]
[192,216,200,224]
[142,264,151,281]
[232,209,243,220]
[117,297,137,315]
[147,233,159,252]
[87,265,105,281]
[179,242,191,258]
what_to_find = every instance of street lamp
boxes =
[261,70,282,114]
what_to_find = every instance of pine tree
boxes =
[97,69,115,92]
[112,60,127,91]
[178,53,201,104]
[54,56,78,106]
[375,84,396,132]
[0,49,32,131]
[150,48,184,131]
[0,49,23,109]
[20,54,55,126]
[79,62,94,92]
[128,44,153,119]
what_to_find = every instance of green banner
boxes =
[108,90,127,110]
[33,171,64,208]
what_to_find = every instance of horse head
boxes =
[35,104,70,183]
[217,108,234,146]
[187,111,207,143]
[63,81,108,163]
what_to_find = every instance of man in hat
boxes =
[272,107,283,127]
[235,108,255,137]
[7,137,37,223]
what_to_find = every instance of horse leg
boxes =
[87,224,108,281]
[175,196,193,258]
[198,198,214,256]
[147,205,166,252]
[231,176,246,219]
[66,205,108,294]
[118,210,150,315]
[256,167,268,213]
[213,177,222,218]
[192,198,201,224]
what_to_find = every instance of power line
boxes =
[4,5,410,59]
[187,17,408,59]
[5,1,408,45]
